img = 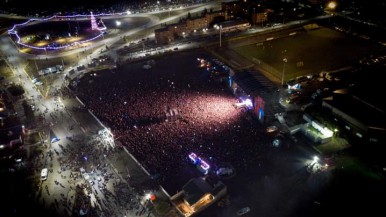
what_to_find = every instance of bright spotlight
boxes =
[313,156,319,162]
[327,1,337,10]
[126,10,132,15]
[145,193,151,200]
[116,21,121,26]
[244,99,253,108]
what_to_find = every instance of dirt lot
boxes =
[0,59,14,78]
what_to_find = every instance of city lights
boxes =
[327,1,337,10]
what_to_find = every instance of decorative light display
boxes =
[7,12,119,51]
[90,12,99,30]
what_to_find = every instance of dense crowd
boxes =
[72,57,270,186]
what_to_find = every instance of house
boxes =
[171,177,227,217]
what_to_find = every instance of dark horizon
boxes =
[0,0,155,13]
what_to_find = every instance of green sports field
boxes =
[233,27,381,82]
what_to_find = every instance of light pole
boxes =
[327,1,337,10]
[219,25,222,48]
[263,13,267,28]
[326,1,337,23]
[253,8,256,28]
[102,33,106,46]
[282,57,287,86]
[34,60,39,72]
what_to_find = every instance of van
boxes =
[41,168,48,181]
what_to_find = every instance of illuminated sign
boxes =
[189,152,210,174]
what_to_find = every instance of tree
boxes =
[202,8,208,16]
[7,84,25,97]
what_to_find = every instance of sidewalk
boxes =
[108,147,178,217]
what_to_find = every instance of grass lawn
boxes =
[233,27,381,81]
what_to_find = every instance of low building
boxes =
[155,27,174,44]
[205,10,225,26]
[322,89,386,144]
[155,11,224,44]
[0,122,24,154]
[222,0,271,24]
[251,8,269,25]
[186,16,208,32]
[221,0,246,20]
[38,65,63,75]
[171,177,227,217]
[0,90,24,153]
[301,114,333,144]
[217,19,251,32]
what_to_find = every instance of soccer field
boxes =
[233,27,381,82]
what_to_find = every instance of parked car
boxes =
[266,125,278,133]
[13,150,23,163]
[216,167,234,176]
[236,207,250,216]
[51,137,60,143]
[41,168,48,181]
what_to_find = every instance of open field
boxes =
[232,27,381,82]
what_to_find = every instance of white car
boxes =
[236,207,250,216]
[41,168,48,181]
[216,167,233,176]
[266,125,278,133]
[51,137,60,143]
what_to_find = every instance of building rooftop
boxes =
[324,89,386,130]
[182,177,213,206]
[218,19,250,29]
[231,70,276,97]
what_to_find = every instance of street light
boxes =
[313,156,319,163]
[326,1,337,23]
[281,57,287,86]
[253,7,256,28]
[219,25,222,48]
[327,1,337,10]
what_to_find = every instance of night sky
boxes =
[0,0,150,12]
